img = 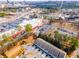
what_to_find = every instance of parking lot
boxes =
[18,45,51,58]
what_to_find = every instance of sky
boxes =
[0,0,78,1]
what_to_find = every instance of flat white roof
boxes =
[19,18,42,28]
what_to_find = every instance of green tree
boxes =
[25,24,32,33]
[54,31,62,48]
[54,31,62,41]
[77,54,79,58]
[63,34,69,41]
[17,25,22,31]
[0,12,7,17]
[71,37,79,50]
[2,34,12,42]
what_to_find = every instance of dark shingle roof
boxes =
[34,38,66,58]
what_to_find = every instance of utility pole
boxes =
[59,0,63,10]
[7,0,9,4]
[23,0,26,4]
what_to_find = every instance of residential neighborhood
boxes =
[0,0,79,58]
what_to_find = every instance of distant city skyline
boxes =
[0,0,78,2]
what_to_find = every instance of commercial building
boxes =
[0,18,43,41]
[19,18,43,29]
